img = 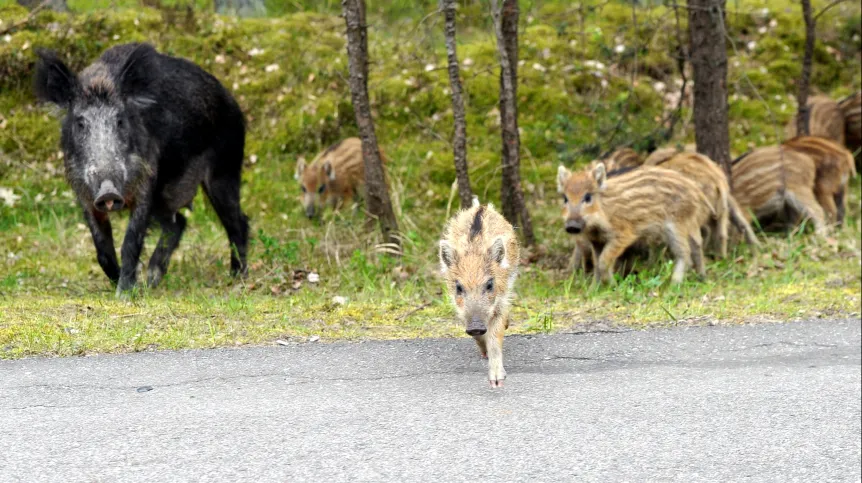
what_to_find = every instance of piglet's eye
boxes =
[583,193,592,204]
[562,194,568,204]
[318,184,326,194]
[455,282,464,296]
[301,185,307,193]
[484,279,494,293]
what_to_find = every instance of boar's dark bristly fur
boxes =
[34,43,249,296]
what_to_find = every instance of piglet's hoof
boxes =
[480,353,488,359]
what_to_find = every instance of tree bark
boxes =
[17,0,66,11]
[342,0,401,249]
[688,0,732,184]
[492,0,534,246]
[441,0,473,209]
[795,0,815,136]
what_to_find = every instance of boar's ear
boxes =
[323,160,336,181]
[294,158,306,180]
[118,43,158,109]
[471,195,480,208]
[439,240,457,272]
[592,162,607,190]
[489,237,509,269]
[34,49,79,108]
[556,165,571,194]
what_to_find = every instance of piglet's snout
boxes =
[465,317,487,337]
[565,219,584,234]
[94,180,124,212]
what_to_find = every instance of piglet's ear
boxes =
[118,43,158,109]
[323,160,336,181]
[34,49,79,108]
[556,165,571,194]
[488,237,508,268]
[592,162,607,190]
[294,158,306,180]
[439,240,457,273]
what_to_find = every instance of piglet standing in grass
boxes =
[439,197,520,388]
[34,43,249,296]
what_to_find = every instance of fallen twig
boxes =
[0,0,50,36]
[395,301,432,321]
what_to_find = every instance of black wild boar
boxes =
[34,43,249,295]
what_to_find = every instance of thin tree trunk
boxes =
[688,0,732,184]
[796,0,815,136]
[492,0,534,246]
[342,0,401,249]
[441,0,473,209]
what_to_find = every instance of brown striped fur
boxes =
[557,164,713,284]
[838,91,861,166]
[439,199,520,387]
[782,136,856,225]
[294,137,389,218]
[590,148,644,172]
[731,145,826,235]
[785,95,846,146]
[643,143,696,166]
[644,152,759,256]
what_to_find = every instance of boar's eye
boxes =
[455,281,464,297]
[116,117,124,129]
[562,194,568,204]
[318,184,326,194]
[484,278,494,294]
[583,193,593,204]
[74,116,86,131]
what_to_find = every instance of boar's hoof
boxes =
[147,267,164,288]
[489,378,505,388]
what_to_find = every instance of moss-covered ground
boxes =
[0,0,859,358]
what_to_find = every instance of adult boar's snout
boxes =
[94,180,124,212]
[565,219,584,234]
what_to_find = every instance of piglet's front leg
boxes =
[485,319,507,388]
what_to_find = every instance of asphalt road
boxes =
[1,318,860,482]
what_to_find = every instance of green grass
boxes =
[0,1,860,358]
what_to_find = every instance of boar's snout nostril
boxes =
[466,327,487,336]
[94,181,124,213]
[565,220,583,234]
[305,206,315,219]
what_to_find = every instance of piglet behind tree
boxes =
[34,43,249,296]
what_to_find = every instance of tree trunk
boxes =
[342,0,401,249]
[214,0,266,17]
[688,0,732,184]
[795,0,815,136]
[17,0,66,11]
[441,0,473,209]
[492,0,534,246]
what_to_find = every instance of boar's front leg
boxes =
[83,208,120,284]
[146,211,187,288]
[116,190,154,296]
